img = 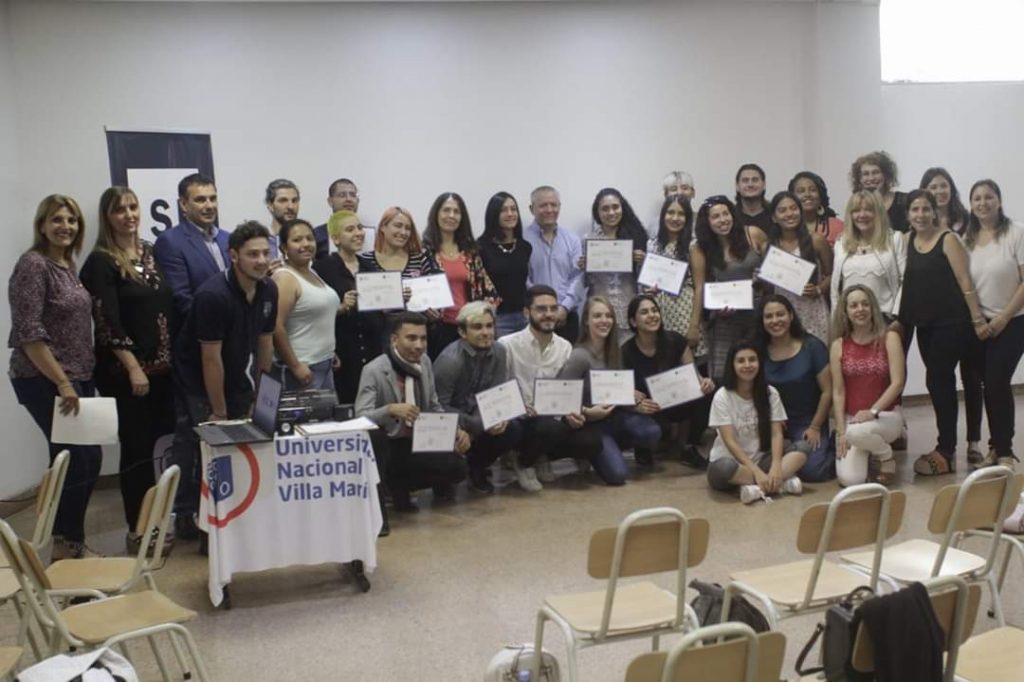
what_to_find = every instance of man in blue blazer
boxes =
[154,173,230,317]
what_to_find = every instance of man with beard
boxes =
[433,301,523,494]
[170,221,277,540]
[734,163,773,233]
[498,285,602,491]
[264,178,300,266]
[155,173,229,317]
[314,178,375,260]
[356,312,470,511]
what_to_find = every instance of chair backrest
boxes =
[31,450,70,551]
[624,623,785,682]
[793,484,903,604]
[927,467,1023,576]
[130,466,180,579]
[586,508,708,638]
[849,576,980,682]
[0,518,78,649]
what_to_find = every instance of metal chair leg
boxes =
[147,635,172,682]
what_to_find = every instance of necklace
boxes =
[496,239,517,254]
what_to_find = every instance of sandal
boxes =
[868,457,897,486]
[913,450,955,476]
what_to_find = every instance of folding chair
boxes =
[721,483,905,629]
[0,646,23,682]
[844,575,980,682]
[532,507,709,682]
[951,492,1024,615]
[46,466,179,596]
[0,450,69,660]
[842,466,1023,626]
[0,518,210,682]
[624,622,785,682]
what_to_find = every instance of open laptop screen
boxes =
[252,372,283,434]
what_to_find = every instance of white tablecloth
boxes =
[198,430,381,606]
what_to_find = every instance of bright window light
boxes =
[880,0,1024,83]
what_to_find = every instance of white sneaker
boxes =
[515,465,543,492]
[535,457,556,483]
[740,485,766,505]
[782,477,803,496]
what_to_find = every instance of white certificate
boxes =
[585,239,633,273]
[589,370,636,406]
[645,364,705,410]
[475,380,527,431]
[51,397,119,445]
[533,379,584,416]
[758,246,816,296]
[355,271,404,311]
[403,273,455,312]
[704,281,754,310]
[412,413,458,453]
[638,252,689,296]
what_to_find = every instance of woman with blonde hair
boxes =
[831,190,906,320]
[556,296,661,485]
[81,187,176,553]
[831,285,905,486]
[9,195,103,558]
[358,206,441,278]
[314,209,384,404]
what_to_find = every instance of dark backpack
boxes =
[688,579,770,632]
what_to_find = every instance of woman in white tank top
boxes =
[272,219,341,390]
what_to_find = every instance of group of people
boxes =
[8,150,1023,558]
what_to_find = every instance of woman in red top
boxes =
[422,192,500,360]
[830,284,906,486]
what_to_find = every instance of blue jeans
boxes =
[10,375,103,542]
[276,357,334,391]
[495,311,527,339]
[595,411,662,486]
[787,418,835,482]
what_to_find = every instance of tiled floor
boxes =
[2,398,1022,681]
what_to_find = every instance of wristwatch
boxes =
[870,408,880,419]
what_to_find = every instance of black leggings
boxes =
[915,322,972,458]
[962,316,1024,456]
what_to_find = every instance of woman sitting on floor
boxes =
[707,341,806,504]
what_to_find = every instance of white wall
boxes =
[2,0,1022,495]
[0,0,47,501]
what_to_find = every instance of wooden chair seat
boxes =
[0,568,18,601]
[955,626,1024,682]
[0,646,22,677]
[625,628,786,682]
[61,591,197,645]
[545,581,677,635]
[46,557,137,593]
[731,559,867,607]
[844,539,987,582]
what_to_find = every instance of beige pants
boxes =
[836,409,903,487]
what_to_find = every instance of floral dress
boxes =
[645,237,706,359]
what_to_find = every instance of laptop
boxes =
[194,372,283,446]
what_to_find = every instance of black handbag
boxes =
[795,585,876,681]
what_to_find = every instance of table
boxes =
[198,430,382,606]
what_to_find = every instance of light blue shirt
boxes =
[524,222,584,312]
[187,220,227,271]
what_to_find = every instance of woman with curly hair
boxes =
[850,150,909,232]
[422,192,501,359]
[789,170,844,246]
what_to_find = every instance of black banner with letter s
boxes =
[105,129,215,240]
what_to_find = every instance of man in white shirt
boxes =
[498,285,602,491]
